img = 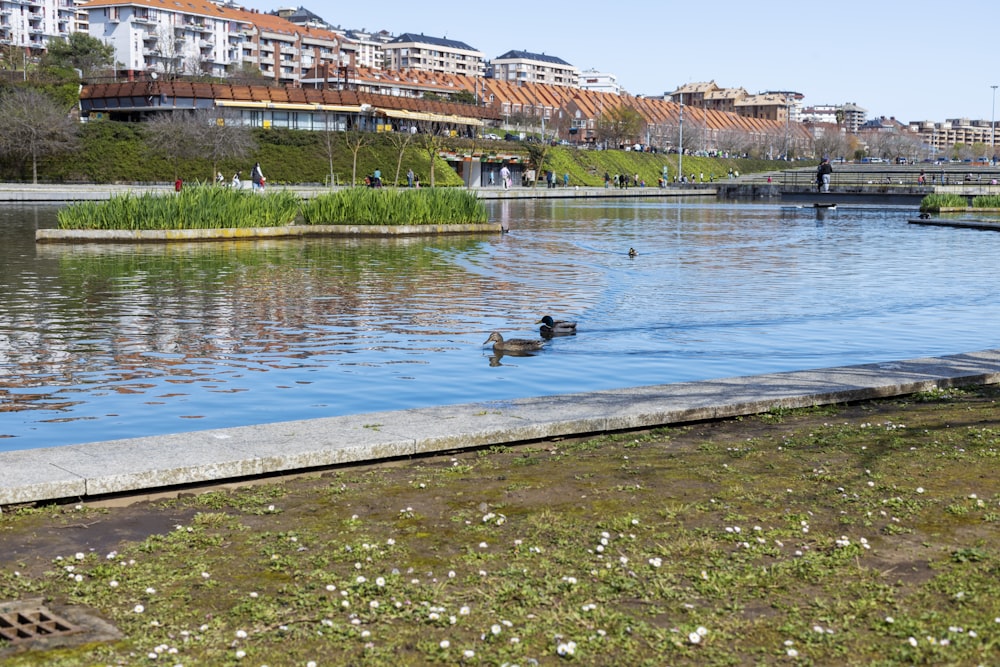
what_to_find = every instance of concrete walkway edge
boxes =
[3,349,1000,508]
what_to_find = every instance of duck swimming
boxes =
[628,247,637,258]
[536,315,577,337]
[483,331,546,352]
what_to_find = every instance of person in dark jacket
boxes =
[817,157,833,193]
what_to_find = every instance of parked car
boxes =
[482,133,500,140]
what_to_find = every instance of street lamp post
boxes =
[992,85,997,161]
[678,95,683,183]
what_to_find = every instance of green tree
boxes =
[42,33,114,78]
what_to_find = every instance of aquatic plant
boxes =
[56,186,301,230]
[971,194,1000,209]
[300,187,488,225]
[919,193,967,212]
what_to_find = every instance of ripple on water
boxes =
[2,201,1000,450]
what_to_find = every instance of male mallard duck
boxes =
[483,331,546,352]
[536,315,577,337]
[628,247,637,258]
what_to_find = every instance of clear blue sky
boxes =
[242,0,1000,124]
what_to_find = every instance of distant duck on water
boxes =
[483,331,546,352]
[628,247,637,258]
[536,315,577,337]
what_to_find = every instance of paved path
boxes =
[3,349,1000,507]
[0,183,708,202]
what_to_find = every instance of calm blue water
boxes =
[2,198,998,451]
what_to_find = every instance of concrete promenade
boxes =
[0,182,710,203]
[4,349,1000,508]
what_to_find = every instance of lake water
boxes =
[2,198,998,451]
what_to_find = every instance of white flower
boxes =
[688,632,701,644]
[463,649,475,658]
[133,604,144,614]
[235,630,247,639]
[908,636,918,647]
[787,648,799,657]
[439,639,450,649]
[235,649,246,659]
[109,580,119,588]
[75,552,85,560]
[459,606,471,616]
[557,640,577,655]
[376,577,386,587]
[491,624,502,635]
[916,487,924,494]
[696,626,708,636]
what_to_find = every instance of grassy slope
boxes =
[22,122,787,187]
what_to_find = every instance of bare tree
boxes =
[0,88,79,183]
[595,105,645,148]
[415,125,446,187]
[153,26,186,78]
[144,111,203,179]
[201,109,256,181]
[144,109,253,181]
[384,127,415,187]
[318,113,343,187]
[341,128,371,186]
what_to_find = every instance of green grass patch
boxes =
[4,388,1000,664]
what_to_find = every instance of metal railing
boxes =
[779,167,1000,191]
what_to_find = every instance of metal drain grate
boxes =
[0,605,80,645]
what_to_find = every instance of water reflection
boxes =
[3,199,1000,450]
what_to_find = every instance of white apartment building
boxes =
[491,49,577,87]
[578,68,619,94]
[0,0,76,52]
[384,33,483,77]
[341,29,391,70]
[800,103,867,133]
[84,0,344,84]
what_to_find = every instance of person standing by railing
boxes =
[817,157,833,193]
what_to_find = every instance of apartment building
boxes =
[491,49,577,87]
[908,118,998,156]
[383,33,483,77]
[341,29,391,70]
[577,69,620,95]
[83,0,344,84]
[0,0,76,52]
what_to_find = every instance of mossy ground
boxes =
[2,386,1000,665]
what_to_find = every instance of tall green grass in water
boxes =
[57,186,301,230]
[971,194,1000,208]
[301,187,488,225]
[919,193,968,212]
